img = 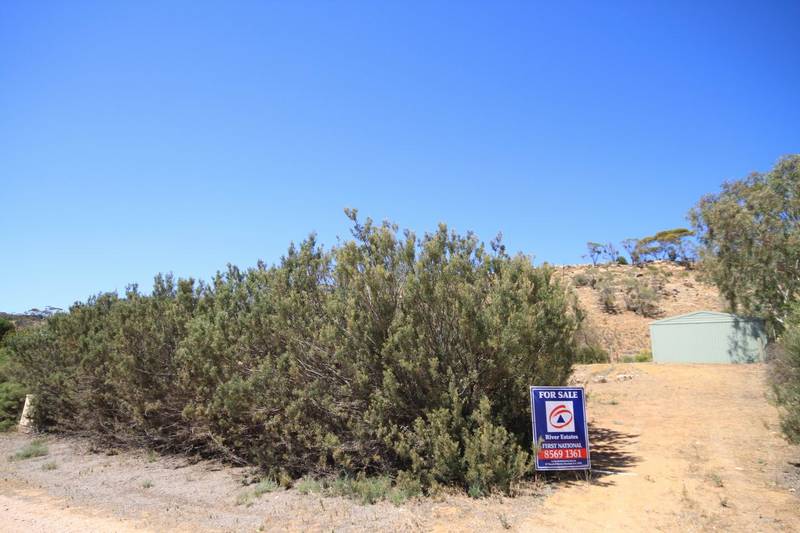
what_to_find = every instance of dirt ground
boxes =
[1,363,798,532]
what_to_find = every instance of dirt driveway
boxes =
[1,363,798,532]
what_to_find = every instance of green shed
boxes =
[649,311,767,364]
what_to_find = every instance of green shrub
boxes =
[769,307,800,443]
[575,345,610,364]
[331,475,392,505]
[0,318,14,342]
[597,283,618,314]
[621,350,652,363]
[462,398,530,496]
[0,335,25,431]
[0,381,25,431]
[252,478,280,496]
[6,212,580,495]
[389,472,423,504]
[573,273,590,287]
[237,477,282,505]
[615,256,629,265]
[623,278,661,317]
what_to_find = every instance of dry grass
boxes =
[9,439,48,461]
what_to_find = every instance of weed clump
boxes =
[9,439,48,461]
[291,474,421,505]
[295,476,323,495]
[621,350,652,363]
[236,478,282,506]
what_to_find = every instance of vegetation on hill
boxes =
[574,266,664,318]
[4,211,580,495]
[0,311,50,331]
[562,261,722,359]
[691,154,800,443]
[585,228,696,267]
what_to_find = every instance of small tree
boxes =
[585,242,603,266]
[652,228,695,264]
[24,307,63,319]
[690,154,800,335]
[601,243,619,264]
[637,235,668,262]
[621,238,641,265]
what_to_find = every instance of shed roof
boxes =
[650,311,759,326]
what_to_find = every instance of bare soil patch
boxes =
[0,435,547,532]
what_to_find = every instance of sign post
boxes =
[530,386,590,471]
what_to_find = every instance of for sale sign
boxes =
[530,386,590,470]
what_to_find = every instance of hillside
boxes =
[0,312,44,330]
[557,261,725,360]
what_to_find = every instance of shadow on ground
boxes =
[541,425,640,488]
[588,426,640,484]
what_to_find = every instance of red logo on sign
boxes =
[548,404,573,429]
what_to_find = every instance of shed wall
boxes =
[650,318,766,363]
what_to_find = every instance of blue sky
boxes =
[2,1,798,313]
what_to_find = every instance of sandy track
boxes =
[530,363,799,531]
[0,482,154,533]
[1,363,798,531]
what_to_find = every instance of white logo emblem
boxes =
[545,401,575,432]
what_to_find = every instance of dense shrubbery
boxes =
[0,318,25,431]
[0,318,14,340]
[691,155,800,442]
[769,307,800,443]
[5,213,580,494]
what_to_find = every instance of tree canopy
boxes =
[690,154,800,336]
